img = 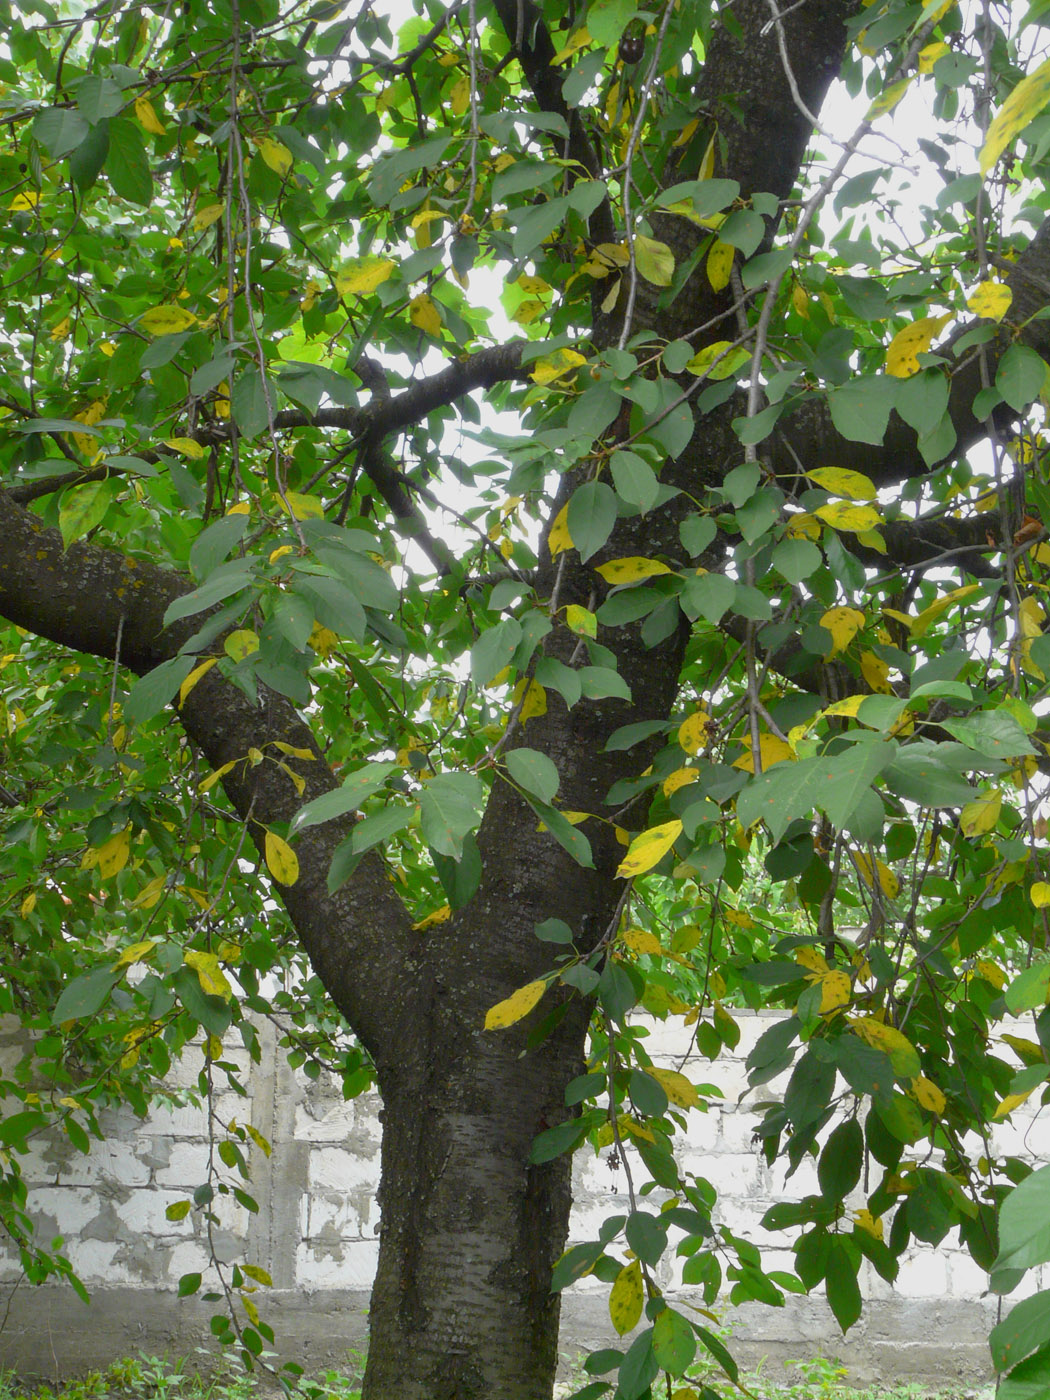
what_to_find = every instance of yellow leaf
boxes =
[706,239,734,292]
[309,623,339,657]
[805,467,877,501]
[277,762,305,796]
[9,190,41,212]
[911,583,982,638]
[616,820,682,878]
[130,875,167,910]
[786,512,821,540]
[246,1123,271,1157]
[854,1209,884,1241]
[634,235,674,287]
[265,831,299,886]
[960,790,1001,838]
[648,1067,702,1109]
[164,437,206,459]
[548,504,573,555]
[515,679,547,721]
[335,257,397,297]
[911,1075,946,1114]
[867,77,911,118]
[596,557,673,585]
[256,135,293,177]
[199,760,236,793]
[685,340,749,380]
[140,305,198,335]
[860,650,892,694]
[732,733,795,772]
[409,293,443,337]
[620,927,663,961]
[820,606,866,656]
[994,1088,1036,1120]
[272,742,316,761]
[517,275,551,295]
[885,315,952,378]
[975,960,1007,990]
[678,711,710,756]
[114,939,157,968]
[817,969,851,1016]
[184,949,232,1000]
[179,657,218,706]
[531,348,587,384]
[449,73,470,116]
[980,57,1050,177]
[412,904,452,930]
[550,26,591,64]
[565,604,597,638]
[918,41,949,75]
[1032,881,1050,907]
[224,630,259,662]
[609,1259,643,1336]
[662,767,698,797]
[95,828,131,879]
[813,501,882,532]
[967,280,1013,322]
[50,315,71,342]
[270,545,294,565]
[849,1017,918,1077]
[134,96,166,135]
[241,1263,272,1287]
[698,132,716,180]
[1001,1032,1043,1063]
[20,892,36,917]
[484,979,548,1030]
[192,203,224,232]
[796,947,830,976]
[277,490,323,520]
[513,297,549,326]
[853,850,899,898]
[822,695,866,722]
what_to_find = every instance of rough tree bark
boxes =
[0,1,1046,1396]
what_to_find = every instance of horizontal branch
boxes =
[0,487,414,1063]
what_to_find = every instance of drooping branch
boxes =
[0,487,414,1063]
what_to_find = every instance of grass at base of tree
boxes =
[0,1352,994,1400]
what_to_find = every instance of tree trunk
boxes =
[362,974,591,1399]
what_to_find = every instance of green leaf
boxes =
[418,772,485,860]
[290,762,397,834]
[58,480,115,548]
[232,369,272,439]
[567,480,617,562]
[994,1164,1050,1279]
[124,655,198,726]
[53,967,118,1023]
[942,709,1034,759]
[818,1119,864,1201]
[652,1307,696,1374]
[825,1240,862,1332]
[991,1290,1050,1375]
[505,747,559,804]
[1005,963,1050,1015]
[828,375,897,445]
[106,118,152,204]
[177,1272,202,1297]
[470,617,523,688]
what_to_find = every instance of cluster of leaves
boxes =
[8,0,1050,1394]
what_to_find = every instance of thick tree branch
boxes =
[0,487,414,1065]
[489,0,616,247]
[773,215,1050,490]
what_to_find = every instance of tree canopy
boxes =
[6,0,1050,1395]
